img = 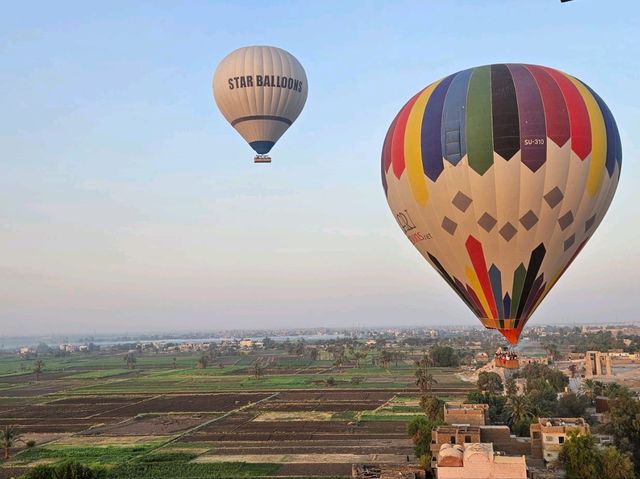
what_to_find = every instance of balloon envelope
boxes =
[381,64,622,344]
[213,46,308,156]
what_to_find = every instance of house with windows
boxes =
[530,417,589,463]
[443,402,488,426]
[430,425,481,468]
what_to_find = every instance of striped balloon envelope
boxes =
[382,64,622,344]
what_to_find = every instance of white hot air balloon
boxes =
[213,46,308,163]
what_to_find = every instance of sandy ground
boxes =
[254,411,333,422]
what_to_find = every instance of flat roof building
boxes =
[530,417,589,463]
[480,425,531,456]
[443,402,488,426]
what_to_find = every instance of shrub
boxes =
[53,461,97,479]
[22,461,101,479]
[22,464,54,479]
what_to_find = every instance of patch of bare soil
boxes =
[111,393,270,415]
[273,463,351,476]
[82,414,210,436]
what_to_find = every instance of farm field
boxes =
[0,349,472,478]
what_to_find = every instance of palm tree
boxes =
[331,346,346,370]
[543,342,559,361]
[32,360,44,382]
[415,355,437,393]
[124,352,136,370]
[308,348,319,361]
[379,350,392,370]
[172,357,177,369]
[505,395,533,427]
[252,360,265,379]
[602,381,624,398]
[1,426,21,460]
[528,398,554,419]
[293,340,306,357]
[415,370,437,393]
[352,349,368,368]
[392,350,405,367]
[505,378,518,396]
[581,379,603,404]
[208,343,219,360]
[420,394,444,422]
[196,355,208,369]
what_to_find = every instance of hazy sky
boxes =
[1,1,639,335]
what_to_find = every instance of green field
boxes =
[0,347,471,478]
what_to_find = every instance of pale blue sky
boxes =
[1,1,639,335]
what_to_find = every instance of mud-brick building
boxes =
[479,425,531,456]
[430,425,481,468]
[585,351,613,377]
[530,417,589,463]
[436,443,527,479]
[443,402,488,426]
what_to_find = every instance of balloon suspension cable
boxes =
[254,154,272,164]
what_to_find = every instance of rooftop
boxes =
[434,425,481,434]
[538,417,586,427]
[437,443,527,478]
[444,402,489,411]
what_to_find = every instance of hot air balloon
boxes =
[213,46,308,163]
[382,64,621,345]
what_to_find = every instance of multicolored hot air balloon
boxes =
[382,64,622,344]
[213,46,308,163]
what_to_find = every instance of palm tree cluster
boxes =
[196,354,208,369]
[378,350,392,369]
[580,378,624,404]
[415,354,437,393]
[504,395,533,427]
[252,359,266,379]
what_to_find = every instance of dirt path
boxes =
[126,391,281,463]
[373,394,397,413]
[83,394,162,420]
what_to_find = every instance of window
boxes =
[451,436,456,444]
[559,436,564,444]
[532,432,540,439]
[465,435,472,443]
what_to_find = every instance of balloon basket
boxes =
[494,347,519,369]
[254,155,271,164]
[495,357,520,369]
